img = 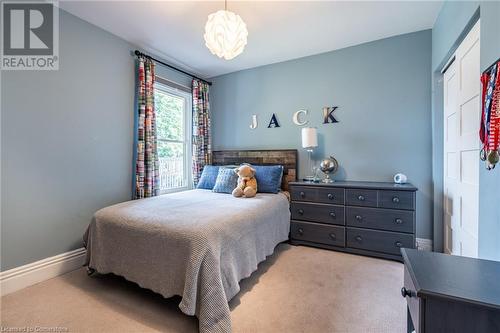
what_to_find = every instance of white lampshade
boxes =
[301,127,318,149]
[204,10,248,60]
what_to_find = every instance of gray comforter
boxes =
[83,189,290,333]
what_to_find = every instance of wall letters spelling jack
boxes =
[249,107,339,129]
[267,113,280,128]
[249,115,258,129]
[292,109,308,125]
[323,107,339,124]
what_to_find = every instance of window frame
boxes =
[154,80,193,194]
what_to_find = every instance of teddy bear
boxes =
[232,164,258,198]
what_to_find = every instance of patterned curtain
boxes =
[133,57,160,198]
[192,79,212,186]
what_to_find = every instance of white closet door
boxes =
[443,21,480,258]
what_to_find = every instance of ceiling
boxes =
[60,1,443,78]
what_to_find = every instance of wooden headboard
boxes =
[212,149,298,191]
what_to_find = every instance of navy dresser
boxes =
[289,181,417,261]
[402,248,500,332]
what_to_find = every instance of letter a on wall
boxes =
[268,113,280,128]
[323,106,339,124]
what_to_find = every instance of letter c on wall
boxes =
[293,109,309,126]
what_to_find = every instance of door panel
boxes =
[461,96,480,135]
[444,62,459,255]
[443,20,480,258]
[461,150,478,184]
[446,152,458,179]
[447,113,457,143]
[460,42,480,101]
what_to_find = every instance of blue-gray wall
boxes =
[431,1,500,259]
[0,10,191,271]
[3,3,497,271]
[210,31,433,239]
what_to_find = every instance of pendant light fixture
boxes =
[204,0,248,60]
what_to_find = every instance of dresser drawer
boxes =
[315,188,344,205]
[290,186,317,202]
[291,202,345,225]
[291,221,345,247]
[346,228,414,255]
[346,207,414,233]
[379,190,415,210]
[346,189,377,207]
[290,186,344,205]
[403,265,423,332]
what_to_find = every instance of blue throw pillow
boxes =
[254,165,284,193]
[212,168,238,194]
[197,165,220,190]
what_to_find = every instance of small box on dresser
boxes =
[289,181,417,261]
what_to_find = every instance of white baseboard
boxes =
[416,238,433,251]
[0,248,86,296]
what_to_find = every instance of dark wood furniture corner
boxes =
[401,248,500,333]
[289,181,417,262]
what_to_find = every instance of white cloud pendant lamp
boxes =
[204,1,248,60]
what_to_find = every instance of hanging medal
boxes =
[481,62,500,169]
[480,72,490,161]
[487,61,500,167]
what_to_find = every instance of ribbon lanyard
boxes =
[482,62,500,169]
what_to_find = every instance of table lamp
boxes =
[301,127,318,181]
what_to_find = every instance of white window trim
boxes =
[154,81,192,194]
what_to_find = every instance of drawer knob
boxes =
[401,287,413,298]
[395,241,403,248]
[355,235,362,242]
[298,209,304,215]
[358,195,365,201]
[392,197,400,203]
[329,233,336,240]
[395,218,403,224]
[300,191,305,198]
[298,228,304,235]
[327,193,334,200]
[355,215,363,221]
[329,212,336,218]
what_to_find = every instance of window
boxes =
[154,82,192,193]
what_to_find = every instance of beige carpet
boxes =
[1,244,406,333]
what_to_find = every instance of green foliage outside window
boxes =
[155,89,185,158]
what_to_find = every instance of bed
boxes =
[83,149,297,333]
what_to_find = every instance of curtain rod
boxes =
[134,50,212,86]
